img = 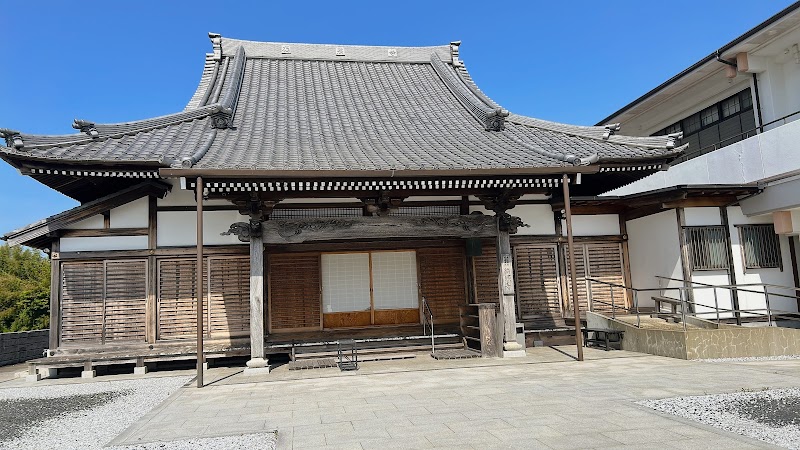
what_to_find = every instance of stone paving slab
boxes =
[106,346,795,448]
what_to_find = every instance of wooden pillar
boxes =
[247,228,267,365]
[562,174,584,361]
[720,206,741,324]
[618,216,633,307]
[496,227,523,354]
[48,240,60,353]
[146,196,158,344]
[196,177,204,388]
[675,208,695,307]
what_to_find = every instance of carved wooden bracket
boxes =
[477,190,527,233]
[360,192,405,216]
[232,193,282,220]
[221,219,262,242]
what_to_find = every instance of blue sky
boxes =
[0,0,795,234]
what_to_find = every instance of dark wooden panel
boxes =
[157,259,207,340]
[418,247,467,322]
[564,242,625,314]
[103,260,147,342]
[514,245,561,319]
[269,253,321,330]
[60,262,104,343]
[472,240,499,303]
[373,309,420,325]
[208,256,250,337]
[323,311,371,328]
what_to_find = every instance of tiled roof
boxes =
[0,34,685,175]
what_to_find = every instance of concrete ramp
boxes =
[587,312,800,359]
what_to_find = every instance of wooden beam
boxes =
[59,228,149,238]
[662,196,740,209]
[146,196,158,344]
[58,245,249,260]
[720,207,741,324]
[676,208,694,306]
[562,174,584,361]
[49,240,61,352]
[196,176,204,389]
[102,211,111,229]
[619,216,633,307]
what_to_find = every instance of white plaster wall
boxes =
[69,215,104,230]
[626,210,684,306]
[691,271,734,319]
[561,214,620,236]
[157,210,249,247]
[683,207,722,226]
[468,205,492,215]
[60,236,148,252]
[110,197,148,228]
[726,206,797,313]
[513,205,555,235]
[283,197,361,204]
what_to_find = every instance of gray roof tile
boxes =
[0,35,684,174]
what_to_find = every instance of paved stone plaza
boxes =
[98,346,800,449]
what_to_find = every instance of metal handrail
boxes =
[585,277,800,330]
[422,297,434,354]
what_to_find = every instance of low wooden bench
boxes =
[582,328,624,351]
[652,296,682,314]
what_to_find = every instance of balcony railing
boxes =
[677,109,800,163]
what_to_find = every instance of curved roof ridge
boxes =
[430,53,508,131]
[452,58,682,151]
[219,36,451,63]
[3,46,248,152]
[185,54,220,110]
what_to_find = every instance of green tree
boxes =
[0,244,51,332]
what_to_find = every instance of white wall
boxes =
[726,206,797,313]
[60,236,148,252]
[157,210,249,247]
[626,210,684,306]
[683,207,721,226]
[110,197,148,228]
[562,214,620,236]
[514,205,555,235]
[70,215,104,229]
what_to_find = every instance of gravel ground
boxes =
[0,376,192,450]
[112,432,277,450]
[698,355,800,363]
[639,388,800,449]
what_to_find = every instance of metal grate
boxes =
[739,224,782,270]
[389,205,460,216]
[684,226,729,271]
[270,207,362,219]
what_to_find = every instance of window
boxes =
[665,122,682,135]
[721,96,741,118]
[683,113,702,134]
[700,105,720,127]
[738,225,782,270]
[684,226,729,270]
[741,89,753,110]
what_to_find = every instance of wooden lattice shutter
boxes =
[269,253,321,331]
[103,260,147,341]
[472,240,499,303]
[61,262,104,343]
[563,244,590,314]
[418,247,467,323]
[158,259,208,339]
[563,243,626,314]
[584,243,626,313]
[208,256,250,337]
[514,245,562,320]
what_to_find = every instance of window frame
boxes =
[736,224,783,271]
[683,226,730,271]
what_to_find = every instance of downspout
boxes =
[752,73,764,131]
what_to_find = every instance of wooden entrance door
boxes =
[563,242,627,314]
[321,251,421,328]
[514,244,562,321]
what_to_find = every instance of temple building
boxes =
[6,32,778,378]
